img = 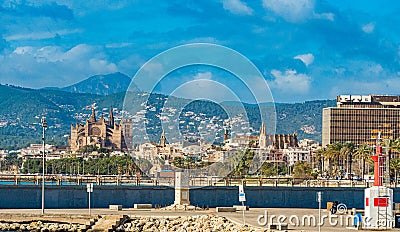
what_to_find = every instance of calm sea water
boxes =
[0,181,137,186]
[0,181,77,185]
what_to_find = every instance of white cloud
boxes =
[2,44,118,87]
[89,58,118,73]
[294,53,314,67]
[193,71,212,80]
[269,69,311,94]
[262,0,314,22]
[362,22,375,33]
[171,79,240,103]
[30,0,132,16]
[313,12,334,21]
[330,78,400,97]
[105,42,134,48]
[366,64,383,75]
[262,0,334,22]
[252,26,267,34]
[347,60,384,77]
[117,54,144,76]
[5,29,81,41]
[13,46,35,55]
[142,62,164,76]
[222,0,253,16]
[180,37,220,44]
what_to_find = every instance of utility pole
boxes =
[87,183,93,215]
[41,116,47,215]
[317,192,322,232]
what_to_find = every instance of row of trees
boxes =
[230,149,306,178]
[5,138,400,180]
[227,138,400,180]
[19,155,152,176]
[172,156,211,169]
[315,138,400,181]
[0,153,23,173]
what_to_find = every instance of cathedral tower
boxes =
[160,130,166,147]
[259,122,267,148]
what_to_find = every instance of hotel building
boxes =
[322,95,400,146]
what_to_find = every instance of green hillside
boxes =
[0,84,335,149]
[54,72,139,96]
[275,100,336,141]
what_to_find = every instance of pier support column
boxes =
[14,175,20,185]
[135,172,141,186]
[174,171,190,205]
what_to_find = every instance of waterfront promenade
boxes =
[0,207,396,231]
[0,173,378,188]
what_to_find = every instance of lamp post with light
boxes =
[41,116,47,215]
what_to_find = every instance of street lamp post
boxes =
[41,116,47,215]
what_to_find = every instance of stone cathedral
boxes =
[258,122,298,149]
[69,108,132,152]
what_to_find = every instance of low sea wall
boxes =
[0,185,398,209]
[190,186,367,208]
[0,185,174,209]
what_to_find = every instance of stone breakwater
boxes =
[116,215,266,232]
[0,213,96,232]
[0,214,271,232]
[0,221,86,231]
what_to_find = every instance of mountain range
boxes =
[0,72,335,149]
[43,72,139,96]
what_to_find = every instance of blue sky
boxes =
[0,0,399,102]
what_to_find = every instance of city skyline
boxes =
[0,1,399,102]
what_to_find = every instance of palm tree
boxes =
[341,142,355,179]
[354,144,373,180]
[314,148,325,173]
[390,158,400,187]
[380,137,400,160]
[391,137,400,156]
[388,138,400,186]
[324,142,342,177]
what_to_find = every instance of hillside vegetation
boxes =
[0,83,335,149]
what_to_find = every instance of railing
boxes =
[0,174,384,187]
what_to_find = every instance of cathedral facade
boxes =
[69,108,132,152]
[259,123,298,149]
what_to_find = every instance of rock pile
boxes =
[160,203,203,211]
[0,221,86,231]
[117,215,265,232]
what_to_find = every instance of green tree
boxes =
[324,142,342,176]
[292,161,312,179]
[354,144,373,180]
[390,158,400,186]
[341,142,355,178]
[173,157,184,167]
[20,156,143,176]
[4,155,23,173]
[314,148,325,173]
[230,149,255,177]
[258,162,276,177]
[248,140,256,148]
[390,137,400,157]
